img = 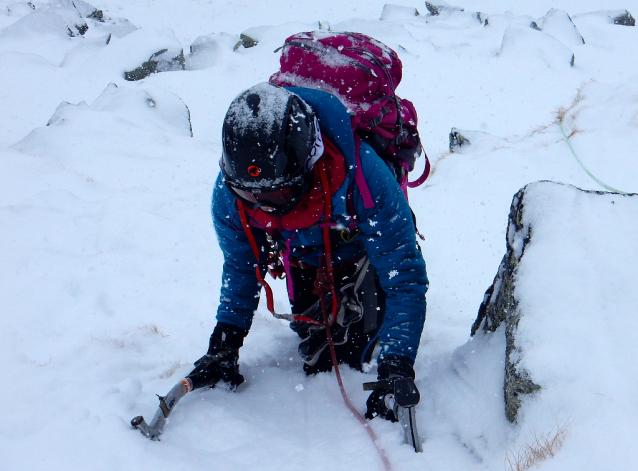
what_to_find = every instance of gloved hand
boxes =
[365,355,417,422]
[187,322,247,391]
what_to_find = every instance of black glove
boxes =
[187,322,247,391]
[365,355,417,422]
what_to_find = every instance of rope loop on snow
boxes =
[558,120,629,194]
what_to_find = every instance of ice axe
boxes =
[131,352,240,440]
[131,378,193,440]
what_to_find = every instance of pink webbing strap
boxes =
[317,160,339,324]
[282,238,295,301]
[407,152,431,188]
[353,133,375,209]
[237,200,276,315]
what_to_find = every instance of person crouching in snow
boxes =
[188,82,428,421]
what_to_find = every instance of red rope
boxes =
[237,200,276,314]
[237,166,394,471]
[317,161,339,323]
[317,161,394,471]
[320,293,394,471]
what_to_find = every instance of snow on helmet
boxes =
[221,83,323,214]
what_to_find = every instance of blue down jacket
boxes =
[211,88,428,363]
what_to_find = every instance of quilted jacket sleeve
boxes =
[211,173,268,331]
[354,143,429,364]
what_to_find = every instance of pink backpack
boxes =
[269,31,430,195]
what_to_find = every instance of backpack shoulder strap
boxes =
[353,132,375,209]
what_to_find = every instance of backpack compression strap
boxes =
[407,151,431,189]
[353,125,375,210]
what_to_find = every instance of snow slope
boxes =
[1,0,637,470]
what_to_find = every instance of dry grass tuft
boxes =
[554,81,592,125]
[531,123,552,133]
[161,360,186,378]
[567,127,583,139]
[139,323,169,338]
[554,106,569,123]
[92,332,127,348]
[506,420,571,471]
[422,152,450,178]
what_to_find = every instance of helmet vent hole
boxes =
[246,94,261,117]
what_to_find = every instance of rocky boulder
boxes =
[472,181,637,422]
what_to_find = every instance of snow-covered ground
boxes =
[1,0,637,470]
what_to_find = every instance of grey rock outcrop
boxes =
[471,184,540,423]
[124,47,185,81]
[425,1,463,16]
[613,10,635,26]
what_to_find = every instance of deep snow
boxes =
[1,0,638,470]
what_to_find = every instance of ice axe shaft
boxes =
[396,404,423,453]
[363,377,423,453]
[131,354,233,440]
[131,378,193,440]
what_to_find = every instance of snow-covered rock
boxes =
[448,127,508,154]
[380,4,421,21]
[0,0,88,38]
[187,32,239,70]
[499,24,575,68]
[122,28,185,81]
[539,8,585,46]
[472,181,638,425]
[14,82,194,156]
